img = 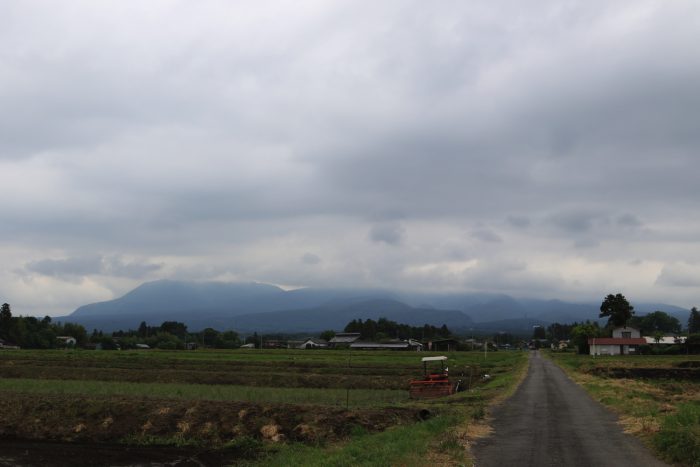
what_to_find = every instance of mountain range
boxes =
[60,280,692,335]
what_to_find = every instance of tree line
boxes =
[0,303,88,349]
[546,294,700,354]
[342,317,452,341]
[0,303,244,350]
[93,321,243,350]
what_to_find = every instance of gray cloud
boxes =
[25,256,162,280]
[616,214,642,228]
[655,263,700,288]
[471,229,503,243]
[2,1,700,314]
[26,257,103,277]
[369,222,405,246]
[507,216,530,229]
[301,253,321,265]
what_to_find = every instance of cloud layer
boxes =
[1,0,700,315]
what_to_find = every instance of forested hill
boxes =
[61,280,691,333]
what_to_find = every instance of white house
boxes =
[56,336,77,347]
[300,338,328,349]
[588,327,645,356]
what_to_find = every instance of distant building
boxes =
[56,336,77,347]
[350,339,423,351]
[263,340,286,349]
[589,327,645,356]
[0,338,20,350]
[328,332,361,348]
[425,338,460,352]
[643,336,686,345]
[300,338,328,349]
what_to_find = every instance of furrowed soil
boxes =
[0,354,418,389]
[0,393,417,444]
[0,349,525,466]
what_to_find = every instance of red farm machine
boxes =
[409,356,458,399]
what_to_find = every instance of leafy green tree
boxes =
[533,326,546,340]
[160,321,188,340]
[571,322,602,354]
[199,327,219,347]
[319,330,335,341]
[599,293,635,328]
[215,330,241,348]
[0,303,11,339]
[138,321,149,338]
[633,311,681,335]
[245,332,261,348]
[689,307,700,334]
[547,322,573,341]
[55,322,88,346]
[147,332,183,350]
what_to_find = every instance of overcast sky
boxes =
[2,0,700,316]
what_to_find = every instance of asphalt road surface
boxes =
[473,351,669,467]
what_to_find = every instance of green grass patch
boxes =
[0,378,407,407]
[256,414,462,467]
[654,402,700,467]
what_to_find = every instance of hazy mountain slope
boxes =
[61,280,693,334]
[229,299,474,333]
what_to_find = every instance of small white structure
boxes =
[300,338,328,349]
[644,336,686,345]
[56,336,77,347]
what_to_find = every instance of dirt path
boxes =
[473,351,669,467]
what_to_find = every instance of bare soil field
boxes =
[0,349,527,466]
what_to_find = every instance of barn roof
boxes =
[588,338,646,345]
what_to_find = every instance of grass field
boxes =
[0,348,528,465]
[549,351,700,466]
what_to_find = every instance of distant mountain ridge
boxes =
[62,280,692,334]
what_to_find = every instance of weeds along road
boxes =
[473,351,669,467]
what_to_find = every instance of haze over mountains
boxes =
[61,280,691,335]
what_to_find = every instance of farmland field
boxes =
[548,352,700,466]
[0,348,528,466]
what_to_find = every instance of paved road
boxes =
[473,351,669,467]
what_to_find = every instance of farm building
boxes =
[349,339,423,351]
[588,326,645,356]
[0,338,20,350]
[425,338,460,352]
[328,332,361,348]
[56,336,77,347]
[643,336,686,346]
[300,338,328,349]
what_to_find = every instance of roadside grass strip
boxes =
[254,414,463,467]
[0,378,407,407]
[653,402,700,467]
